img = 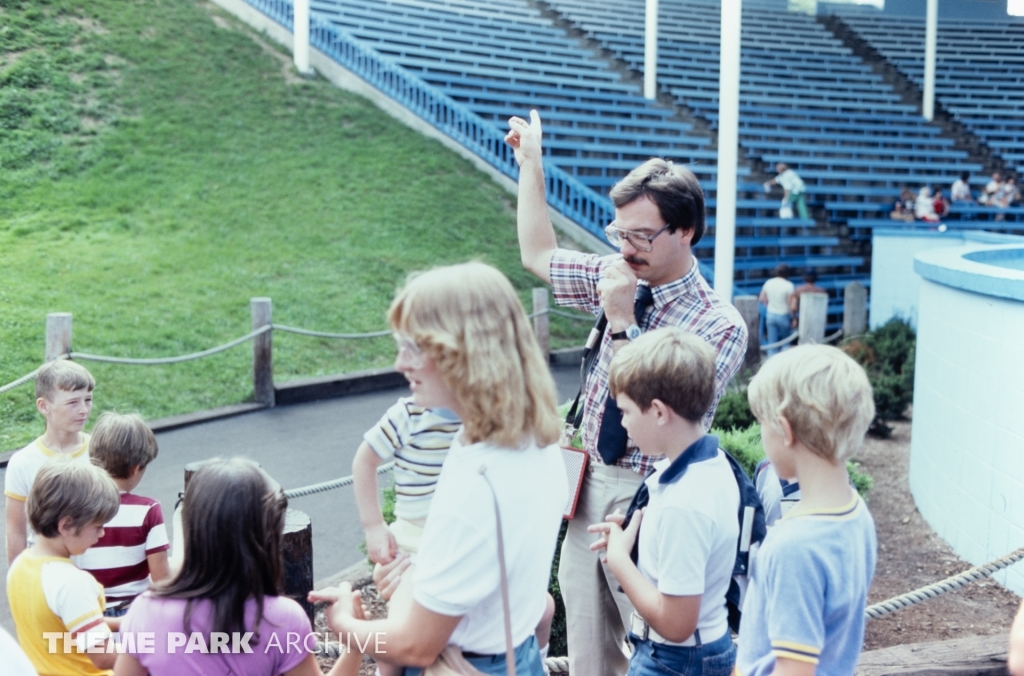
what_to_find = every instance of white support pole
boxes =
[922,0,938,121]
[644,0,659,100]
[713,0,741,302]
[293,0,312,76]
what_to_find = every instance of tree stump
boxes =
[283,508,314,624]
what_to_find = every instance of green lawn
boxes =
[0,0,591,450]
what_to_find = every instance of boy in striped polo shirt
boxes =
[352,396,461,564]
[77,412,170,616]
[736,345,877,676]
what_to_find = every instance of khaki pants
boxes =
[557,463,644,676]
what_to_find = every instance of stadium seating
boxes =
[308,0,737,193]
[292,0,1021,330]
[544,0,979,204]
[836,11,1024,178]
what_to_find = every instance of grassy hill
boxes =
[0,0,589,450]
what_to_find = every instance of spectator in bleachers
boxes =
[980,171,1004,206]
[760,265,794,357]
[789,269,826,330]
[951,172,974,205]
[763,163,809,220]
[914,187,940,223]
[932,188,950,218]
[996,176,1019,209]
[889,187,915,222]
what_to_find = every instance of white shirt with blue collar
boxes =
[636,435,740,643]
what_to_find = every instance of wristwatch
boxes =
[610,324,642,342]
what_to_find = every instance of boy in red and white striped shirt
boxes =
[77,412,170,616]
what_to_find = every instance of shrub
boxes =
[842,318,916,436]
[713,423,872,497]
[712,389,757,431]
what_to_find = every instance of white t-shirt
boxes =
[638,447,739,642]
[760,277,794,316]
[413,434,568,654]
[0,625,36,676]
[4,435,91,546]
[951,178,971,202]
[776,169,806,195]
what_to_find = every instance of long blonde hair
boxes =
[388,262,560,448]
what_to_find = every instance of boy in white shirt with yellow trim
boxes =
[6,360,96,564]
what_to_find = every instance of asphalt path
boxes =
[0,363,582,634]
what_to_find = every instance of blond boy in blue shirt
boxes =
[737,345,877,676]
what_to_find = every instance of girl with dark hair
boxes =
[114,458,360,676]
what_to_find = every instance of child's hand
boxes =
[365,523,398,565]
[309,582,361,635]
[372,552,412,602]
[588,508,643,566]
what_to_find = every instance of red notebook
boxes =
[560,446,589,520]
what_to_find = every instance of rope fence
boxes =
[0,300,598,396]
[0,367,42,396]
[865,544,1024,619]
[284,462,394,499]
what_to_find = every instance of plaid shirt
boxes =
[551,249,748,475]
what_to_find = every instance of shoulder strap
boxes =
[479,467,516,676]
[565,312,607,429]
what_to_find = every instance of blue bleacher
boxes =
[309,0,722,199]
[836,12,1024,176]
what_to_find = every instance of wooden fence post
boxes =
[532,288,550,362]
[798,292,828,345]
[282,509,314,624]
[293,0,312,75]
[733,295,760,372]
[45,312,72,362]
[251,298,274,407]
[843,281,868,338]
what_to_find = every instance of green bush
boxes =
[711,389,757,431]
[842,318,916,435]
[714,423,872,497]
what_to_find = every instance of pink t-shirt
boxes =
[120,592,313,675]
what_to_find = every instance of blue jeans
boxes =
[404,635,545,676]
[766,312,792,356]
[103,604,130,618]
[627,631,736,676]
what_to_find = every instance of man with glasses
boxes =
[505,111,747,676]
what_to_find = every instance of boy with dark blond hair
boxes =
[737,344,877,676]
[7,455,120,675]
[589,327,739,676]
[78,411,171,616]
[6,359,95,564]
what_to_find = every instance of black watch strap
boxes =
[610,330,629,341]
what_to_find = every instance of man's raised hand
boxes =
[505,110,543,167]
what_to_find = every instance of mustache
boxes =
[624,256,648,266]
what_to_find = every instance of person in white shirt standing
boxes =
[759,265,795,356]
[764,163,809,220]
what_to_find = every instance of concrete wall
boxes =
[870,229,964,329]
[911,244,1024,594]
[871,229,1024,329]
